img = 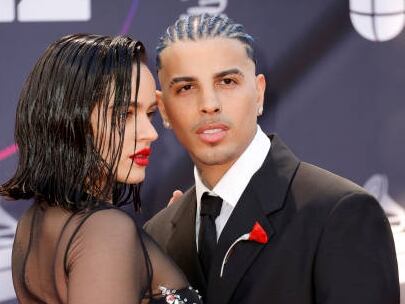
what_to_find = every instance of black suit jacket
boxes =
[144,135,399,304]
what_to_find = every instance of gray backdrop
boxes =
[1,0,404,302]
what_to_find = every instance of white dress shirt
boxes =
[194,125,271,249]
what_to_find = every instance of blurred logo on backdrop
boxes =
[350,0,404,41]
[0,202,17,302]
[0,0,91,22]
[180,0,227,15]
[364,174,405,283]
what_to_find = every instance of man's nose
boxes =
[199,88,221,115]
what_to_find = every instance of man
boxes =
[145,13,399,304]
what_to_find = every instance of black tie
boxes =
[198,192,223,277]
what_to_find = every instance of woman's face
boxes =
[91,63,158,184]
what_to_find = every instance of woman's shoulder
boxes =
[64,206,145,274]
[62,205,152,303]
[71,206,139,243]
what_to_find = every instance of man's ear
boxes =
[255,74,266,115]
[156,90,170,127]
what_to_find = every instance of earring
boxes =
[163,120,171,129]
[257,106,263,116]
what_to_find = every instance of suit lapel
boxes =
[206,134,300,304]
[166,187,207,295]
[207,186,274,304]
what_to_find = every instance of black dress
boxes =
[12,200,203,304]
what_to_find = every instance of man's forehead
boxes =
[158,37,253,74]
[161,37,249,60]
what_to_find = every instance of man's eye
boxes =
[177,84,193,93]
[221,78,236,85]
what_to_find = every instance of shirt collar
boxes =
[194,125,271,208]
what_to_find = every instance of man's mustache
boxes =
[191,117,232,132]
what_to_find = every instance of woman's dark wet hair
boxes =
[0,34,147,212]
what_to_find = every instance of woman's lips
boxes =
[196,123,229,144]
[129,147,151,166]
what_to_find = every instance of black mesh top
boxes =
[12,200,203,304]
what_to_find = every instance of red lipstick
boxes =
[129,147,151,166]
[196,123,229,144]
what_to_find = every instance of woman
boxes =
[0,34,202,304]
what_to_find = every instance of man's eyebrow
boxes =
[169,76,196,87]
[168,70,243,87]
[214,68,244,79]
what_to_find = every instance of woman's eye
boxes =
[120,111,133,119]
[147,111,156,119]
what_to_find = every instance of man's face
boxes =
[157,38,265,175]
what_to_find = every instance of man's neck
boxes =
[194,126,262,189]
[196,160,236,189]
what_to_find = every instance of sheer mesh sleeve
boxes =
[65,208,149,304]
[140,231,189,297]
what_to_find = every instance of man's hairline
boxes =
[156,36,256,73]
